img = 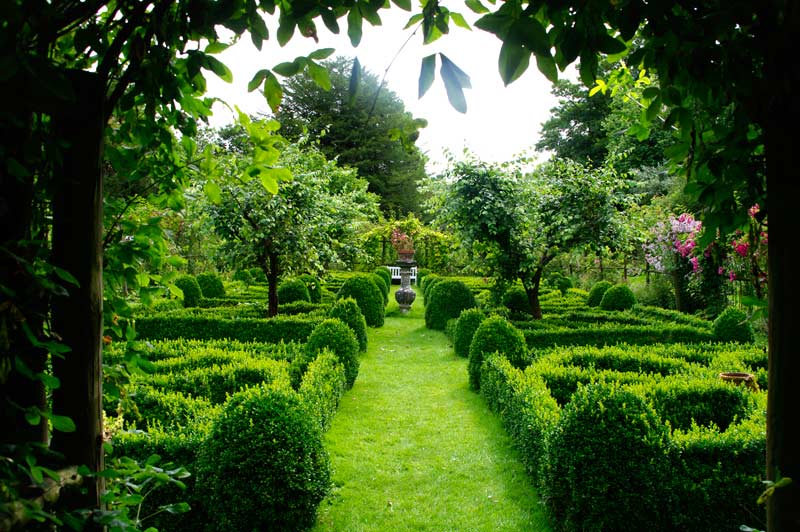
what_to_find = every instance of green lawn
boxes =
[311,288,551,532]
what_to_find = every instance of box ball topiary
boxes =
[587,280,613,307]
[543,383,672,532]
[599,283,637,311]
[328,297,368,352]
[196,272,226,299]
[555,275,573,295]
[373,266,392,288]
[371,272,389,306]
[248,267,267,283]
[174,275,202,308]
[502,286,529,315]
[713,307,755,343]
[453,308,485,358]
[278,278,311,304]
[422,274,443,304]
[232,269,253,285]
[416,268,431,288]
[305,318,360,388]
[468,316,527,390]
[196,385,330,532]
[298,274,323,303]
[425,279,477,330]
[336,274,385,327]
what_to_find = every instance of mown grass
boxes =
[311,288,551,532]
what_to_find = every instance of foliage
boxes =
[543,383,672,532]
[278,278,312,305]
[298,351,347,434]
[468,316,528,390]
[276,56,428,215]
[134,314,322,344]
[424,279,477,331]
[586,280,613,307]
[502,286,530,316]
[305,319,360,389]
[175,275,203,308]
[327,297,368,352]
[453,308,486,358]
[373,267,392,290]
[370,272,389,306]
[713,307,755,344]
[359,215,454,270]
[335,274,385,328]
[195,272,226,299]
[298,274,323,304]
[439,156,626,318]
[232,269,253,285]
[599,284,637,311]
[196,385,330,532]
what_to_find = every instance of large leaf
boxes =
[465,0,490,14]
[263,72,283,113]
[391,0,412,10]
[348,6,363,46]
[499,41,530,85]
[307,61,331,90]
[419,54,437,98]
[205,56,233,83]
[535,53,558,83]
[440,54,471,113]
[449,12,471,30]
[247,69,269,92]
[204,181,222,203]
[272,60,303,77]
[309,48,335,60]
[404,13,424,29]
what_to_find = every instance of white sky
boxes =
[205,7,572,170]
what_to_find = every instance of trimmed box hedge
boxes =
[135,314,323,343]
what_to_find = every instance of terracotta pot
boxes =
[718,371,760,392]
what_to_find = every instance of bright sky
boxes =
[205,7,570,170]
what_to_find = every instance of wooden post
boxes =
[49,70,105,515]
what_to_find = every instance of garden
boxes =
[3,1,794,531]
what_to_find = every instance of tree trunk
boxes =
[523,270,544,320]
[49,70,105,517]
[265,251,280,317]
[765,2,800,528]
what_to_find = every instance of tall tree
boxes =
[276,56,428,216]
[442,157,624,318]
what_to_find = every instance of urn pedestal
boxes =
[394,254,417,314]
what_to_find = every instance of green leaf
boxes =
[250,14,269,50]
[535,53,558,83]
[50,414,76,432]
[645,97,661,122]
[308,48,335,60]
[263,72,283,113]
[499,41,530,85]
[53,267,80,287]
[136,273,150,288]
[642,86,660,100]
[664,142,689,161]
[404,13,424,29]
[161,502,191,514]
[465,0,490,14]
[168,283,184,299]
[25,408,41,426]
[307,62,331,90]
[361,5,382,26]
[597,34,627,55]
[348,6,363,46]
[349,57,362,104]
[205,42,229,54]
[204,181,222,203]
[247,69,268,92]
[320,8,340,33]
[474,12,512,38]
[257,169,278,194]
[277,19,295,46]
[579,50,598,86]
[449,12,471,30]
[391,0,412,10]
[272,61,302,77]
[205,56,233,83]
[264,167,292,183]
[440,54,470,113]
[419,54,437,98]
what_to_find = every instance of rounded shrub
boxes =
[196,385,330,532]
[543,383,672,532]
[371,272,389,306]
[328,297,368,352]
[305,318,360,389]
[416,268,431,288]
[421,274,443,304]
[196,272,226,299]
[502,286,529,315]
[174,275,202,308]
[599,283,637,311]
[232,269,253,285]
[453,308,485,358]
[336,274,384,327]
[587,280,613,307]
[468,316,527,390]
[298,274,323,303]
[373,266,392,289]
[248,267,267,283]
[713,307,755,343]
[278,278,311,304]
[425,279,477,330]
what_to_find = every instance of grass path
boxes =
[311,291,551,532]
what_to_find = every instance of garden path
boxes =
[310,289,551,532]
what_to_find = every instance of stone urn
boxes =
[394,253,416,313]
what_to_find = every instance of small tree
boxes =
[442,157,624,318]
